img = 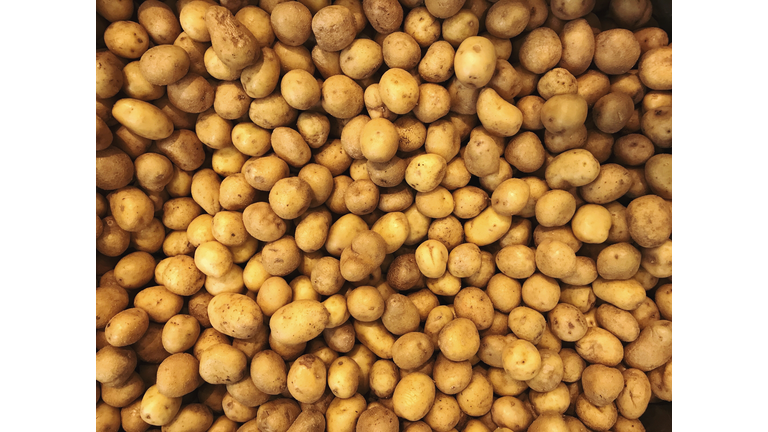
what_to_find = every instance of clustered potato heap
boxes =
[96,0,672,431]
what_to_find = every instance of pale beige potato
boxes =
[339,39,383,80]
[248,91,299,129]
[381,32,421,70]
[240,47,281,99]
[641,239,672,278]
[415,186,454,219]
[442,9,480,48]
[198,343,248,385]
[167,72,215,114]
[269,1,312,47]
[464,206,512,246]
[592,277,646,311]
[579,163,633,204]
[155,353,200,398]
[452,186,488,219]
[539,93,588,135]
[162,314,201,354]
[485,0,529,39]
[612,133,654,167]
[139,384,182,426]
[596,242,641,280]
[139,45,190,87]
[208,292,263,339]
[575,327,624,366]
[571,204,612,244]
[311,5,356,52]
[280,69,321,111]
[626,194,672,248]
[519,27,562,74]
[235,6,275,48]
[548,303,588,342]
[179,1,214,43]
[645,153,672,199]
[105,308,150,347]
[381,293,421,336]
[194,241,233,278]
[405,153,448,193]
[437,317,480,362]
[112,98,174,141]
[104,20,150,59]
[413,83,451,124]
[507,306,546,344]
[287,354,327,404]
[502,339,542,381]
[392,372,436,421]
[97,0,134,22]
[526,348,564,393]
[594,29,642,75]
[488,59,522,101]
[638,45,672,91]
[535,190,576,227]
[418,41,455,84]
[452,36,497,89]
[321,74,365,119]
[536,68,578,102]
[121,61,165,101]
[134,285,184,323]
[378,68,420,115]
[490,395,535,431]
[558,18,595,76]
[643,90,672,111]
[360,118,399,163]
[476,88,524,137]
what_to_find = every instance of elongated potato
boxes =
[112,98,174,140]
[270,299,331,345]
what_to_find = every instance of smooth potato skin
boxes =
[270,300,330,345]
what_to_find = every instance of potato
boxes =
[286,354,327,404]
[594,29,641,75]
[322,75,365,119]
[140,384,182,426]
[393,372,436,421]
[104,20,150,59]
[270,299,330,345]
[575,327,623,367]
[379,68,420,115]
[105,307,150,347]
[484,0,529,39]
[160,314,201,355]
[167,72,215,114]
[382,293,421,336]
[326,393,367,432]
[111,98,175,141]
[198,343,248,385]
[557,19,595,76]
[134,285,184,323]
[476,88,524,137]
[623,319,672,372]
[626,194,672,248]
[592,92,635,134]
[205,293,264,340]
[519,27,562,74]
[312,5,357,52]
[97,0,133,22]
[453,36,497,89]
[575,394,617,431]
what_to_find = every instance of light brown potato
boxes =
[575,327,624,367]
[105,308,150,347]
[626,194,672,248]
[519,27,562,74]
[594,29,641,75]
[364,0,404,34]
[485,0,529,39]
[547,303,588,342]
[312,5,357,52]
[198,343,248,385]
[453,36,497,89]
[287,354,327,404]
[579,163,633,204]
[139,384,182,426]
[104,20,150,59]
[167,72,215,114]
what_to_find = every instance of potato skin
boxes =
[269,300,331,345]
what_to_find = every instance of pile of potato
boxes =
[96,0,672,431]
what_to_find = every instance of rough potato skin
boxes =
[363,0,404,35]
